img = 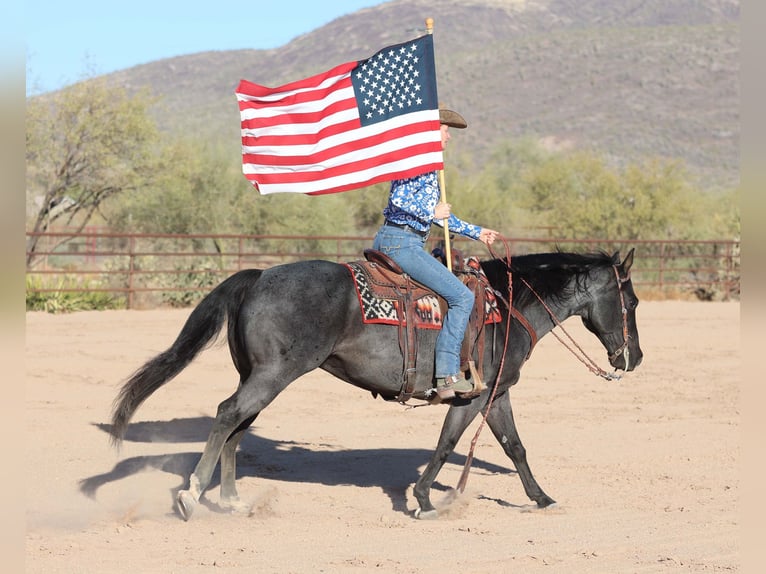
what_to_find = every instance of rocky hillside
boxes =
[102,0,740,190]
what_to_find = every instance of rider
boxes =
[372,106,499,400]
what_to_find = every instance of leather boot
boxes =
[435,373,474,400]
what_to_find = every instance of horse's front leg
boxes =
[486,391,556,508]
[413,398,483,519]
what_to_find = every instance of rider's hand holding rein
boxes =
[479,228,499,246]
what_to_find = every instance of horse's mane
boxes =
[480,250,617,307]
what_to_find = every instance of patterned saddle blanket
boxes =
[344,261,443,329]
[343,255,501,329]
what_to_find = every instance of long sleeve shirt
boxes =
[382,171,482,240]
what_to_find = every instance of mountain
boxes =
[105,0,740,190]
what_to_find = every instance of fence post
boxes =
[724,242,733,301]
[127,236,136,309]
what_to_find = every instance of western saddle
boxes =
[359,248,493,403]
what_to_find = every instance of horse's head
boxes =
[580,249,643,372]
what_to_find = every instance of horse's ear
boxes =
[621,248,635,274]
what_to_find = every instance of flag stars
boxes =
[353,38,432,123]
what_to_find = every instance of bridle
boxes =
[606,265,632,372]
[519,263,632,381]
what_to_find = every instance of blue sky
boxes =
[25,0,384,96]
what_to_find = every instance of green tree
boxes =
[110,138,364,255]
[343,182,390,235]
[109,138,245,236]
[26,79,158,267]
[447,138,546,236]
[518,151,720,240]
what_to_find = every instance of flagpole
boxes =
[426,17,453,272]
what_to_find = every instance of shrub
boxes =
[26,275,124,313]
[156,260,222,307]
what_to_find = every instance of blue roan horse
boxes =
[110,249,642,520]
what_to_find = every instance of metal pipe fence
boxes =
[26,231,740,308]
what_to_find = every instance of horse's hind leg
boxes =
[485,391,556,508]
[176,375,292,521]
[219,415,257,511]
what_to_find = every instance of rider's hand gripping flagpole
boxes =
[425,18,453,272]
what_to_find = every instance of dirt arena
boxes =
[25,300,739,573]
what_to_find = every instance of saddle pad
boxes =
[344,262,443,329]
[345,259,503,328]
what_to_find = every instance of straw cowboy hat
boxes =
[439,105,468,129]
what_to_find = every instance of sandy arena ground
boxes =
[25,300,739,573]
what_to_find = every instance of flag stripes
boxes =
[236,34,442,195]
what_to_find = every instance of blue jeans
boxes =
[373,224,474,378]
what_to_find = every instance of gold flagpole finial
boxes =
[425,17,434,34]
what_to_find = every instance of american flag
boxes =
[236,34,442,195]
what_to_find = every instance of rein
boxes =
[456,236,514,493]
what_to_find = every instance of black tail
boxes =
[110,269,263,445]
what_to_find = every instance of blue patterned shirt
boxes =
[382,171,482,240]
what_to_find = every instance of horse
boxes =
[110,248,642,520]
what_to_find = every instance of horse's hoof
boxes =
[220,497,249,514]
[176,490,196,521]
[414,507,438,520]
[538,496,557,508]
